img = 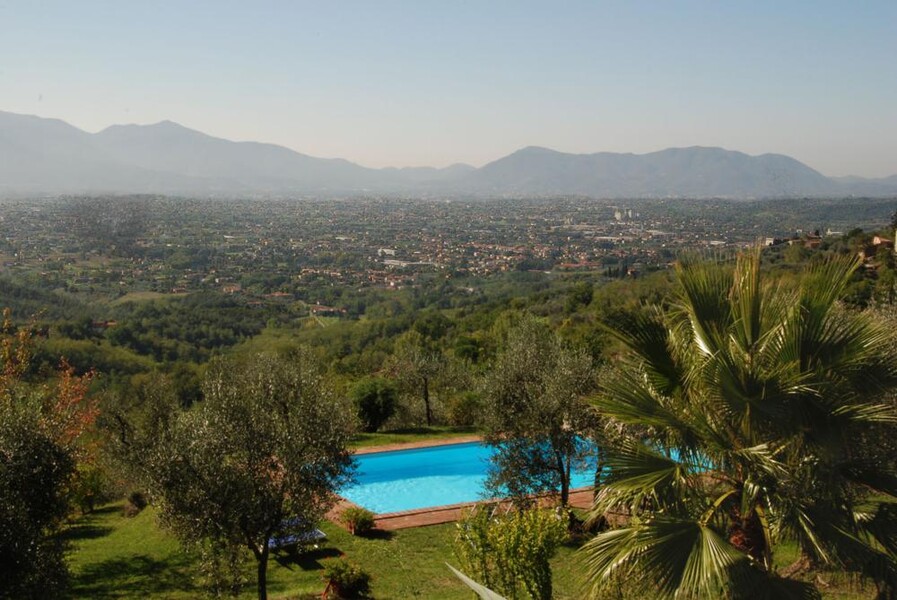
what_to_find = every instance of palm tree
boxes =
[582,249,897,599]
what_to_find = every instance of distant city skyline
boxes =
[2,1,895,177]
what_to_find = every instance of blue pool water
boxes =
[340,441,596,514]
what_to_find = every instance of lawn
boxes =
[63,501,880,599]
[63,502,590,599]
[63,504,201,599]
[350,426,480,449]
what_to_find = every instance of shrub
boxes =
[123,490,148,517]
[351,377,397,432]
[324,559,371,599]
[70,463,108,514]
[446,391,482,427]
[129,490,148,509]
[455,505,567,600]
[340,507,375,536]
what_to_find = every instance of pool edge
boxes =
[327,486,595,531]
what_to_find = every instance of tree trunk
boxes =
[728,509,768,568]
[422,375,432,427]
[256,544,269,600]
[556,450,569,507]
[593,457,605,500]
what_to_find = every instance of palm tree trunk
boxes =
[728,509,768,567]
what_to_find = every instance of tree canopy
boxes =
[482,315,598,507]
[123,351,355,600]
[0,310,96,599]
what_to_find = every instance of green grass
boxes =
[63,502,588,599]
[110,291,179,305]
[63,504,201,598]
[350,426,480,449]
[64,503,880,599]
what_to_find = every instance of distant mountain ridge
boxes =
[463,146,838,198]
[1,110,895,198]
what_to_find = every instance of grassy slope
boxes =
[64,503,588,599]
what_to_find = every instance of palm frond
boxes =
[581,517,749,599]
[821,519,897,592]
[839,461,897,499]
[730,247,764,351]
[674,257,734,357]
[596,368,694,436]
[830,402,897,425]
[730,443,786,480]
[592,247,897,597]
[592,441,693,515]
[600,306,685,397]
[791,506,832,564]
[805,311,897,390]
[799,253,862,313]
[856,502,897,556]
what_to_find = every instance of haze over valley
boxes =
[3,110,896,198]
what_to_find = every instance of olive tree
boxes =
[351,376,398,432]
[482,315,598,507]
[0,401,73,599]
[388,331,444,427]
[135,351,355,600]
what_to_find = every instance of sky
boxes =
[1,1,896,177]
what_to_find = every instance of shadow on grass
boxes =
[90,504,126,516]
[59,505,125,542]
[273,547,343,571]
[562,535,588,549]
[58,523,114,542]
[361,529,394,541]
[72,554,198,598]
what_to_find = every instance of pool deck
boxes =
[328,435,595,531]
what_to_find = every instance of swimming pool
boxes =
[340,441,596,514]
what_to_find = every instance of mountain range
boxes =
[1,110,895,198]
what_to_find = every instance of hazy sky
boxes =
[2,1,896,176]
